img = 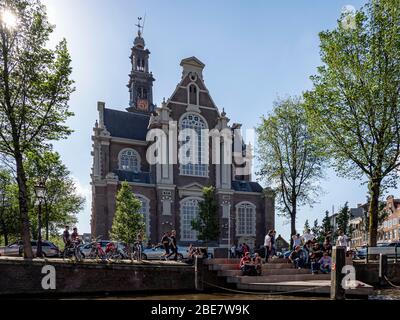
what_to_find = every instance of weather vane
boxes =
[135,15,146,37]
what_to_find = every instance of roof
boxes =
[180,56,205,68]
[231,181,263,193]
[104,108,150,141]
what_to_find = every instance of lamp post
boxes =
[34,181,46,258]
[0,189,6,245]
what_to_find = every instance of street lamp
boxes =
[34,181,46,258]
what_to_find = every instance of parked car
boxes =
[0,240,59,258]
[0,241,23,257]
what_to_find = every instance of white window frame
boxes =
[235,202,256,237]
[135,194,150,238]
[118,148,141,173]
[180,197,201,241]
[178,112,209,177]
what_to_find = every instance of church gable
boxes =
[168,56,219,111]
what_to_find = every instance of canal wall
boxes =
[355,262,400,285]
[0,258,195,296]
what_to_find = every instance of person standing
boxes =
[270,230,277,258]
[166,230,178,261]
[62,226,71,250]
[292,233,302,249]
[336,230,349,249]
[161,232,170,259]
[302,229,314,244]
[264,230,272,263]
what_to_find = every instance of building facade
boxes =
[90,30,275,247]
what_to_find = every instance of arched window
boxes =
[180,198,200,241]
[119,149,140,173]
[236,202,256,236]
[136,194,150,238]
[179,113,208,177]
[189,84,197,105]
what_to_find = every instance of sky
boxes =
[39,0,377,240]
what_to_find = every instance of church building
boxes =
[90,26,275,248]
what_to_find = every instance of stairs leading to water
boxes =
[204,258,373,297]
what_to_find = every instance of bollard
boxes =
[378,254,388,286]
[195,256,204,291]
[331,246,346,300]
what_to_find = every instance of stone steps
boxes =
[218,268,310,277]
[227,273,331,284]
[209,263,293,271]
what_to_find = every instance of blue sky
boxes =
[41,0,373,240]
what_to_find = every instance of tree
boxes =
[0,0,74,257]
[257,96,325,247]
[191,186,220,245]
[304,0,400,246]
[336,202,352,237]
[312,219,322,241]
[303,219,310,234]
[0,168,19,245]
[24,150,84,239]
[110,182,144,247]
[321,210,332,238]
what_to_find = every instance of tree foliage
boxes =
[24,150,84,239]
[321,210,332,238]
[257,96,325,241]
[336,202,352,237]
[110,182,144,246]
[191,186,220,244]
[0,0,74,257]
[304,0,400,246]
[0,168,20,245]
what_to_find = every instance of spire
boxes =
[134,16,145,49]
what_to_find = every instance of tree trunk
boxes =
[15,153,33,259]
[368,180,380,247]
[290,204,297,250]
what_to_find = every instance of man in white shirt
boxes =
[302,229,315,244]
[264,230,272,263]
[336,231,349,248]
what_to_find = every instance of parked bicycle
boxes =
[62,240,83,261]
[84,236,106,260]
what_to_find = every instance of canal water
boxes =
[95,289,400,300]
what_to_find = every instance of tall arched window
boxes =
[179,113,208,177]
[189,84,198,105]
[236,202,256,236]
[180,198,200,241]
[119,148,140,173]
[136,194,150,238]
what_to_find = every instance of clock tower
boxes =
[127,18,155,113]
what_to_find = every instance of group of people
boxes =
[62,226,81,249]
[160,230,178,261]
[288,229,349,274]
[229,242,252,258]
[239,252,263,276]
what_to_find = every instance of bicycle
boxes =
[62,241,83,261]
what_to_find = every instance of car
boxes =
[355,242,399,259]
[0,241,23,257]
[0,240,60,258]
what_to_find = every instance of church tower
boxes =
[127,18,155,113]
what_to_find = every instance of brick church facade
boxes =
[90,29,275,248]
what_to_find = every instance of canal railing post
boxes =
[195,255,204,291]
[378,254,388,286]
[331,246,346,300]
